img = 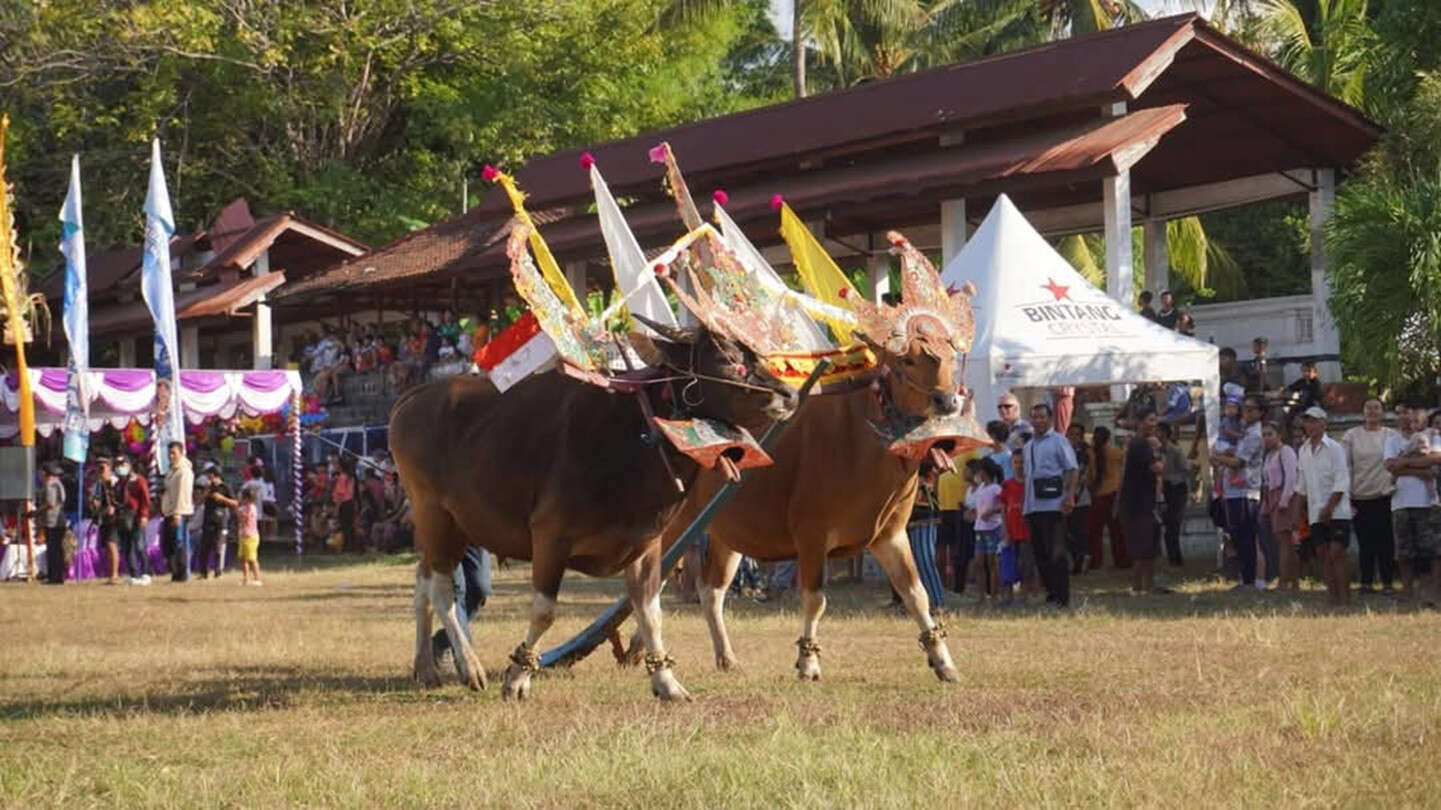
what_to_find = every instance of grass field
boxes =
[3,553,1440,808]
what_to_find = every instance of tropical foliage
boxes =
[0,0,784,270]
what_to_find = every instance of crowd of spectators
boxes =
[300,452,410,554]
[294,312,484,404]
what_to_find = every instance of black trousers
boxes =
[1162,481,1188,565]
[1352,497,1395,589]
[939,510,969,594]
[1026,511,1071,606]
[1066,505,1090,571]
[44,524,66,583]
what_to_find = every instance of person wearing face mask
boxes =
[114,456,152,586]
[89,458,123,584]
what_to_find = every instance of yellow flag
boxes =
[0,115,35,447]
[778,203,861,338]
[491,169,584,317]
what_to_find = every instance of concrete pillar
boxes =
[867,252,891,304]
[1104,171,1134,306]
[1143,216,1168,295]
[1309,168,1341,380]
[252,250,273,370]
[180,323,200,369]
[940,198,967,268]
[118,336,137,368]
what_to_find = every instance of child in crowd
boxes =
[971,458,1005,605]
[999,452,1032,604]
[237,488,263,586]
[438,336,458,361]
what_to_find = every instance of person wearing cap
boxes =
[40,461,67,584]
[1297,406,1353,605]
[161,441,195,582]
[114,455,152,585]
[88,457,123,584]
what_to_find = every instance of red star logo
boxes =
[1041,278,1071,301]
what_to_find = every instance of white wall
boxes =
[1186,294,1338,382]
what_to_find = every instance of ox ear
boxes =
[631,313,695,344]
[854,329,886,357]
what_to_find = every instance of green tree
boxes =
[1257,0,1374,107]
[1,0,766,277]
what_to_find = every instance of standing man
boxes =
[40,461,67,584]
[89,457,122,584]
[1383,405,1439,603]
[1215,393,1268,590]
[1241,337,1271,392]
[1155,291,1179,330]
[1156,422,1189,566]
[161,441,195,582]
[1137,291,1158,322]
[1297,407,1353,606]
[1119,409,1167,594]
[996,391,1033,447]
[115,455,152,586]
[1022,403,1079,607]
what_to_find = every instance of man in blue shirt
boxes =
[1022,403,1080,606]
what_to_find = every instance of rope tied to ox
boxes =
[794,637,822,658]
[509,643,541,673]
[642,653,677,675]
[917,623,948,652]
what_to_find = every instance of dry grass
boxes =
[2,553,1439,808]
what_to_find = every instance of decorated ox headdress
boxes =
[843,231,977,359]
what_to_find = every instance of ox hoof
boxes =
[501,665,533,701]
[795,656,822,682]
[650,671,693,702]
[933,663,961,683]
[715,653,740,672]
[413,657,443,689]
[461,655,488,692]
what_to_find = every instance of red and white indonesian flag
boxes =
[473,312,556,393]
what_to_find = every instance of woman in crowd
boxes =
[1086,426,1128,570]
[1342,398,1398,595]
[1262,421,1302,591]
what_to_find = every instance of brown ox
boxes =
[390,323,795,701]
[659,235,980,681]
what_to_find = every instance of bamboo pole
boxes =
[0,115,39,580]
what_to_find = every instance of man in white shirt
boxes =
[1296,406,1353,605]
[1383,404,1440,603]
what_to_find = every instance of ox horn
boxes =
[631,313,694,344]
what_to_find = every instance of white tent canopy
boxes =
[940,195,1219,440]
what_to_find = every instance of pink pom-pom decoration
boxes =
[712,189,729,206]
[481,165,499,182]
[770,194,785,212]
[579,152,596,170]
[653,263,669,277]
[838,287,850,299]
[648,144,669,164]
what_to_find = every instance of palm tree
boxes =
[1257,0,1374,107]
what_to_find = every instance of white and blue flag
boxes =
[59,154,89,462]
[140,138,183,469]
